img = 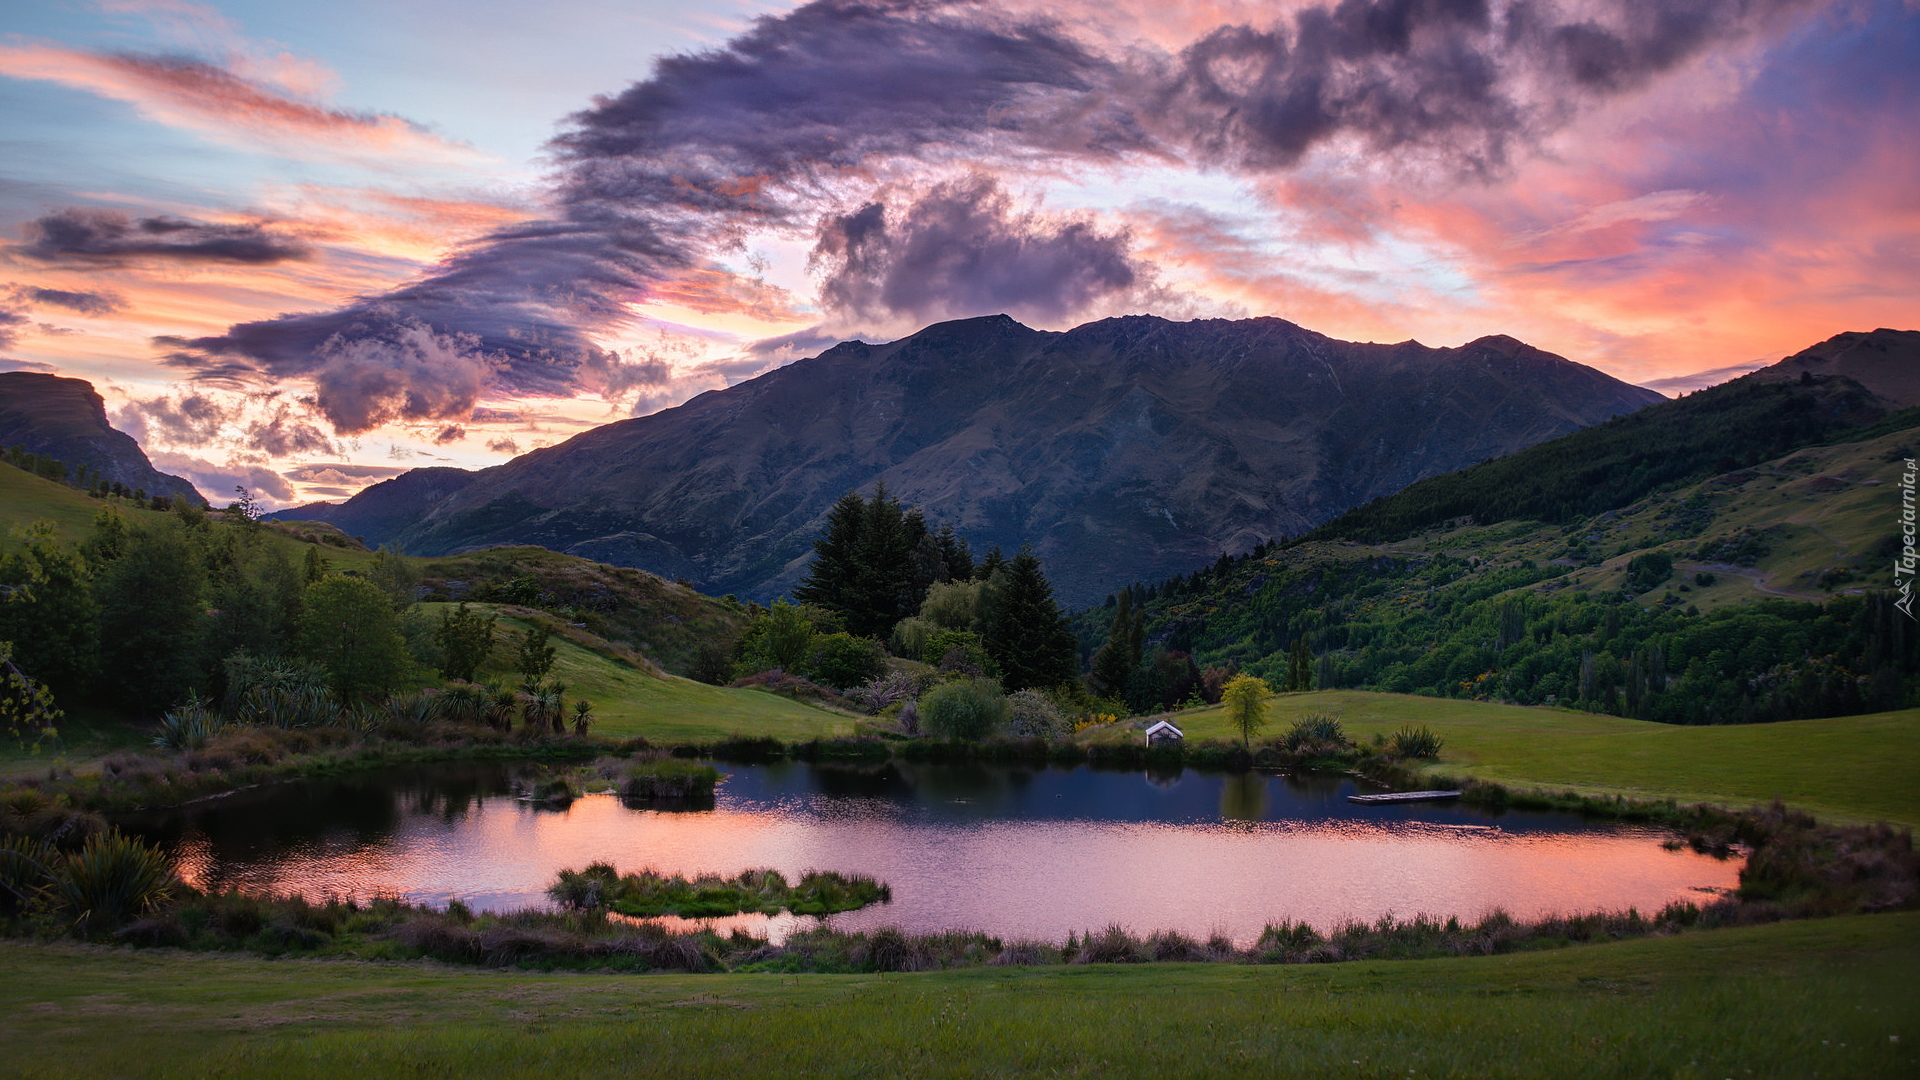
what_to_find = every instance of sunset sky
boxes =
[2,0,1915,507]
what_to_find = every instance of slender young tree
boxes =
[1222,674,1273,748]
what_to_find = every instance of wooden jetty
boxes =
[1347,790,1463,805]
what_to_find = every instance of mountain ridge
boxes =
[275,313,1665,605]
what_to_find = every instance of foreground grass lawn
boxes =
[1175,691,1920,827]
[0,913,1913,1079]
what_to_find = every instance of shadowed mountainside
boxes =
[277,314,1664,605]
[0,371,202,504]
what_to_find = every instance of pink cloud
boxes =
[0,44,469,160]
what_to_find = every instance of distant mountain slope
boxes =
[298,313,1663,606]
[268,467,476,544]
[0,371,203,504]
[1310,328,1916,544]
[1746,328,1920,405]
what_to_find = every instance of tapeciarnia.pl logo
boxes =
[1897,457,1917,619]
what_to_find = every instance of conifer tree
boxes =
[1088,591,1137,696]
[982,548,1076,691]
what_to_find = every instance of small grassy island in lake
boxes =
[548,863,891,918]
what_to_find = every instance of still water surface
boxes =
[123,760,1739,944]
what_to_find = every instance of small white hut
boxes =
[1143,719,1184,747]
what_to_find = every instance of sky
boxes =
[1,0,1916,508]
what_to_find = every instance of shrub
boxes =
[919,679,1009,740]
[619,759,719,800]
[803,633,888,690]
[153,693,225,750]
[1281,710,1349,752]
[1625,551,1673,592]
[436,682,491,726]
[54,830,176,930]
[844,669,932,713]
[1385,724,1444,759]
[1006,690,1069,738]
[0,834,55,914]
[924,630,993,674]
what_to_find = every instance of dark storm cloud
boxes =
[814,175,1137,325]
[17,286,127,315]
[168,0,1818,432]
[22,208,310,264]
[0,305,26,349]
[1155,0,1814,174]
[432,424,466,444]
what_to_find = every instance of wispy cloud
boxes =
[0,43,470,161]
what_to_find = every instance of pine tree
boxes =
[793,491,865,615]
[1088,591,1136,696]
[982,548,1076,692]
[795,486,951,639]
[935,524,973,582]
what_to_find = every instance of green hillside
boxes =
[0,460,168,540]
[1088,424,1919,725]
[1165,690,1920,827]
[451,604,850,743]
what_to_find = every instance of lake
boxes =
[122,759,1740,945]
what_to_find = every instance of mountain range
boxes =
[274,314,1662,606]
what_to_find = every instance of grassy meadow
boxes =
[1166,690,1920,827]
[0,912,1912,1079]
[451,605,853,744]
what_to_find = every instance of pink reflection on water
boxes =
[168,791,1740,945]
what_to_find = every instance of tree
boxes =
[368,545,419,610]
[1088,591,1141,697]
[935,523,973,582]
[1124,648,1200,714]
[297,576,410,701]
[803,632,888,690]
[797,487,972,640]
[793,492,865,617]
[0,522,97,693]
[204,536,302,677]
[735,601,818,674]
[434,602,498,683]
[981,548,1076,692]
[0,641,62,750]
[1222,674,1273,748]
[301,545,328,585]
[95,520,206,710]
[516,623,557,683]
[1284,638,1314,692]
[78,506,127,567]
